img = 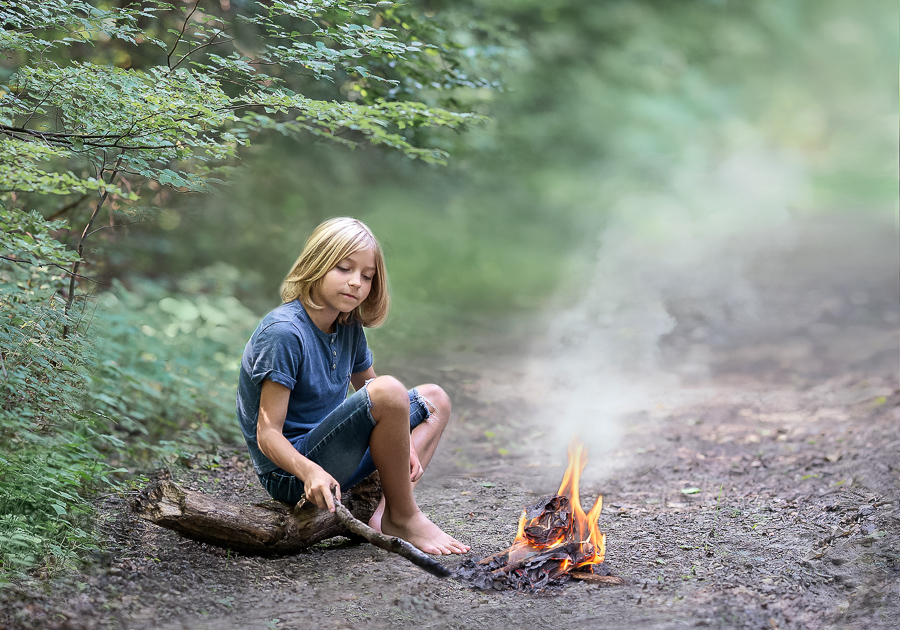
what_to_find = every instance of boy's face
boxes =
[315,248,377,316]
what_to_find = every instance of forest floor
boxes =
[2,215,898,630]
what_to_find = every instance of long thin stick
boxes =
[330,491,450,578]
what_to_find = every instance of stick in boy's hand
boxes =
[330,489,451,578]
[304,467,341,512]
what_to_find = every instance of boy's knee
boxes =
[417,383,451,420]
[367,376,409,418]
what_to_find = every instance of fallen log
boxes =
[133,474,382,555]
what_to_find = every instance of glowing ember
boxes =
[459,440,620,591]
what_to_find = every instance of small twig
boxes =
[329,491,450,579]
[0,351,8,382]
[85,220,141,239]
[18,76,68,129]
[167,1,200,70]
[170,29,232,73]
[48,194,90,221]
[569,572,625,585]
[63,152,123,337]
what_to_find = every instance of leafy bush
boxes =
[1,206,257,575]
[87,265,258,465]
[0,207,108,574]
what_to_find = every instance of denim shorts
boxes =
[258,386,433,504]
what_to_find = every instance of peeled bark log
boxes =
[133,474,382,555]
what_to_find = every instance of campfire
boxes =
[458,441,623,591]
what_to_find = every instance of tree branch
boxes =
[48,194,89,221]
[167,1,200,70]
[0,254,95,281]
[0,125,178,151]
[63,152,124,337]
[0,124,137,142]
[170,28,232,73]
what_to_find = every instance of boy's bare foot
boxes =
[367,501,385,533]
[381,510,470,555]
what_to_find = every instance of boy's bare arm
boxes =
[257,379,340,511]
[350,366,376,392]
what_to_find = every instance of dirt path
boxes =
[3,216,897,629]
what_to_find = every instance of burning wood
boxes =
[457,441,623,591]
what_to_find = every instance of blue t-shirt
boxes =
[236,300,373,474]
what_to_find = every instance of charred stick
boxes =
[569,572,625,585]
[330,491,451,579]
[476,548,511,566]
[491,548,552,575]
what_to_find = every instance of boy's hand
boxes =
[409,444,424,483]
[303,466,341,512]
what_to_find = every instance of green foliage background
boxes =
[0,0,893,576]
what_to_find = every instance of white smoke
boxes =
[529,144,809,462]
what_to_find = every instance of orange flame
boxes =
[559,441,606,567]
[507,439,606,573]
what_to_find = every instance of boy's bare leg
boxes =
[366,376,468,555]
[368,383,450,533]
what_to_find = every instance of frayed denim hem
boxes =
[410,386,435,420]
[362,379,433,424]
[361,378,376,426]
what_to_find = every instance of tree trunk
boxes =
[133,474,382,554]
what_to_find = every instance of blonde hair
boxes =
[281,217,389,327]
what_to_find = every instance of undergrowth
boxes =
[0,207,256,578]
